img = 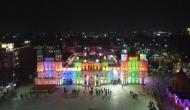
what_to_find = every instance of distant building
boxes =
[15,45,35,71]
[0,43,15,69]
[0,43,16,89]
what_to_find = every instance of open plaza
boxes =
[0,84,158,110]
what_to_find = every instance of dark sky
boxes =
[0,0,189,32]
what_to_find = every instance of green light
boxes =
[102,60,109,71]
[75,62,81,71]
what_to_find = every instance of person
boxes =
[29,92,32,97]
[152,105,156,110]
[101,89,103,94]
[36,93,39,98]
[130,91,133,95]
[83,90,85,95]
[64,88,68,95]
[24,93,27,98]
[143,86,145,92]
[20,94,23,100]
[77,89,80,95]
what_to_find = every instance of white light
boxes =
[122,49,127,53]
[104,33,107,37]
[84,59,87,62]
[101,80,103,84]
[128,77,131,83]
[1,44,6,48]
[13,83,16,87]
[2,43,14,51]
[80,80,83,84]
[104,56,106,59]
[95,59,99,63]
[7,43,14,49]
[6,85,10,88]
[184,106,189,110]
[24,40,30,44]
[76,56,79,60]
[113,68,118,77]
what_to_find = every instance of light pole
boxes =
[12,71,16,90]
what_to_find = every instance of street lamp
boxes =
[12,71,16,89]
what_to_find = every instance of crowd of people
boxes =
[63,85,113,97]
[148,101,157,110]
[0,84,158,110]
[95,88,112,96]
[20,92,40,100]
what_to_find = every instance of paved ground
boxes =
[0,84,158,110]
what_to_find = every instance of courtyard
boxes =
[0,84,158,110]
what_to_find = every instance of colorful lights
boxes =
[140,54,147,60]
[102,60,109,71]
[75,62,82,71]
[121,54,148,85]
[168,92,190,110]
[37,62,44,72]
[36,50,148,86]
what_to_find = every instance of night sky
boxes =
[0,0,189,32]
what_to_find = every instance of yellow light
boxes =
[187,28,190,36]
[101,80,103,84]
[1,44,6,48]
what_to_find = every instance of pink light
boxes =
[168,91,190,109]
[184,106,189,110]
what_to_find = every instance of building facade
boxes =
[35,49,148,86]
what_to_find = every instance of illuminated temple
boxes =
[35,48,148,86]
